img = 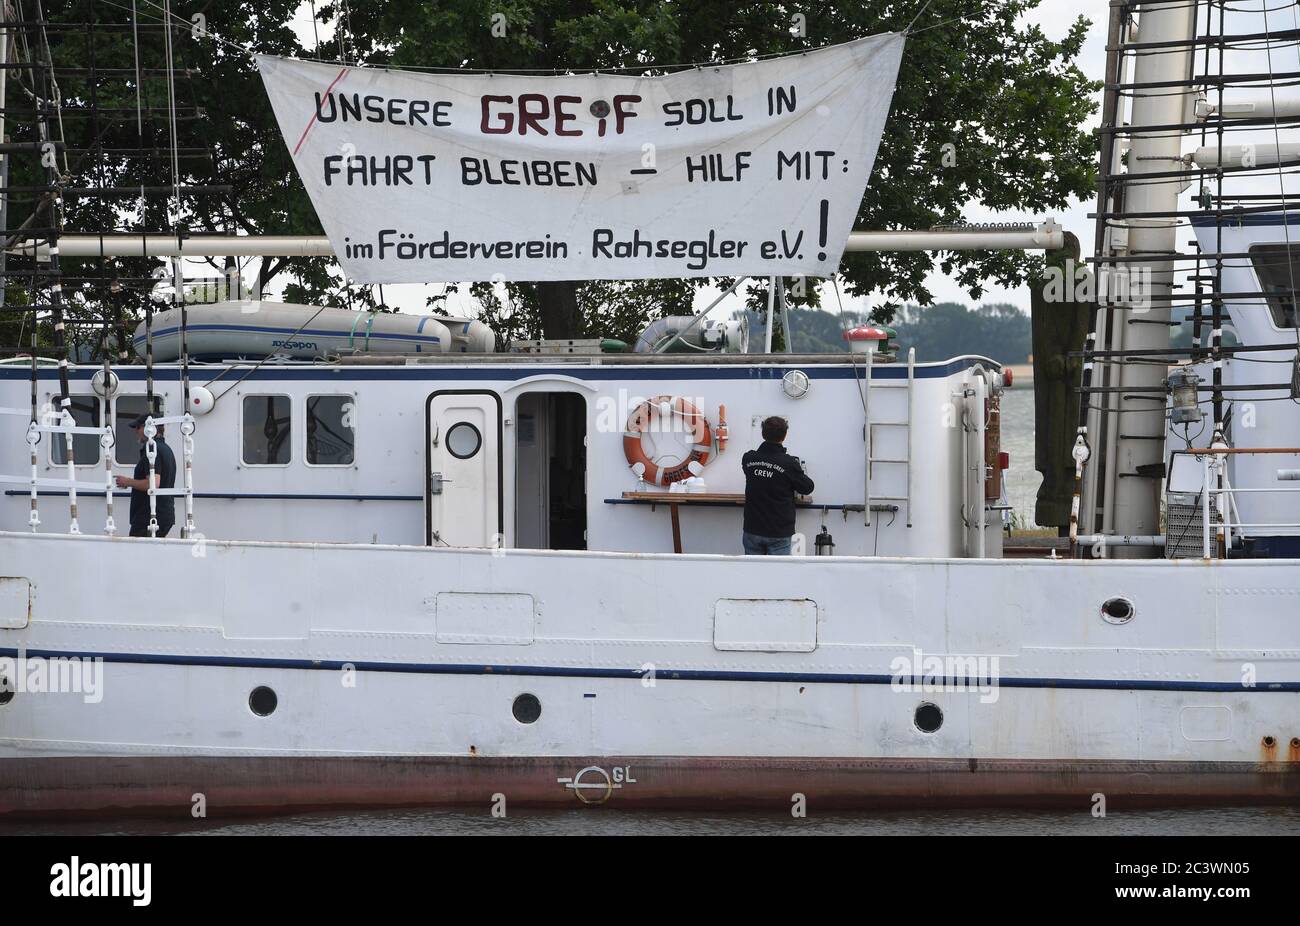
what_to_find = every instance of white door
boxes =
[426,391,502,547]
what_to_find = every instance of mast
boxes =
[1094,1,1200,556]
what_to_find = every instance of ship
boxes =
[0,1,1298,817]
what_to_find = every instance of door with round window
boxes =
[426,392,502,547]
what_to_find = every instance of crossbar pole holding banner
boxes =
[12,222,1065,259]
[763,276,776,354]
[777,277,793,354]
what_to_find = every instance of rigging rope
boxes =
[110,0,910,76]
[159,0,196,537]
[30,0,77,532]
[1259,0,1300,398]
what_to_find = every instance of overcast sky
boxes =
[929,0,1107,310]
[266,1,1110,321]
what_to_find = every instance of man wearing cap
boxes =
[741,416,814,555]
[114,414,178,537]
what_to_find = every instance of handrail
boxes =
[1186,447,1300,454]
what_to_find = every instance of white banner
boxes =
[257,34,904,283]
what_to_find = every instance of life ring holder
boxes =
[623,395,727,485]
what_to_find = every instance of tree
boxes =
[5,1,1097,353]
[332,0,1098,336]
[3,0,329,360]
[891,301,1030,365]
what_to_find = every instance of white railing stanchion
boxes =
[180,412,196,538]
[144,415,159,538]
[59,409,80,535]
[26,420,39,531]
[1202,455,1212,559]
[102,406,116,536]
[863,349,874,527]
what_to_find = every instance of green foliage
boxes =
[6,0,322,357]
[750,301,1030,363]
[891,301,1030,365]
[336,0,1098,334]
[12,1,1097,351]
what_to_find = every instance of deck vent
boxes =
[1166,453,1218,559]
[1165,498,1219,558]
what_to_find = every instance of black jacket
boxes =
[742,440,814,538]
[130,437,177,529]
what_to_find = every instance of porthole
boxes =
[446,421,482,460]
[1101,596,1135,624]
[914,702,943,733]
[512,693,541,724]
[0,676,13,706]
[249,686,278,717]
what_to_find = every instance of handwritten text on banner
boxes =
[257,35,904,283]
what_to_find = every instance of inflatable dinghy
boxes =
[132,301,495,361]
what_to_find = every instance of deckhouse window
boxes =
[242,395,292,465]
[1249,245,1300,329]
[113,396,164,465]
[49,395,100,466]
[306,395,356,465]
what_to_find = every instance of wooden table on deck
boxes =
[618,491,747,553]
[610,491,828,553]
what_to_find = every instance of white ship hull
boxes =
[2,532,1297,816]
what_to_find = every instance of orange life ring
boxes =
[623,396,727,485]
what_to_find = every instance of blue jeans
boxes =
[742,531,792,555]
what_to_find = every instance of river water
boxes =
[1000,384,1040,528]
[8,805,1300,836]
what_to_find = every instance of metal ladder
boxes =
[863,347,915,527]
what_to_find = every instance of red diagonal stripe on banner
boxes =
[292,67,350,156]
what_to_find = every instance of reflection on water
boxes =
[7,805,1300,837]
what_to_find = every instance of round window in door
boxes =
[446,421,483,459]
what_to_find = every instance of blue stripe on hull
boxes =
[2,646,1297,693]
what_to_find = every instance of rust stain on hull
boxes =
[1263,736,1278,762]
[1,755,1299,821]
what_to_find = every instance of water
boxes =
[8,805,1299,836]
[1000,385,1040,528]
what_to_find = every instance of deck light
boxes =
[1166,368,1202,424]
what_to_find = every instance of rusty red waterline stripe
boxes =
[292,67,350,156]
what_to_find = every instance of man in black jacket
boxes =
[741,416,814,554]
[115,414,177,537]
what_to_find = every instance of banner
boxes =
[257,34,904,283]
